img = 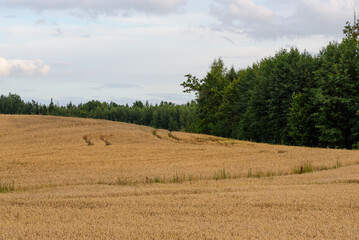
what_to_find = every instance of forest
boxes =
[181,20,359,149]
[0,94,198,132]
[1,21,359,149]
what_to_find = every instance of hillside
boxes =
[0,115,359,239]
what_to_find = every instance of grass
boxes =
[136,158,348,185]
[116,177,128,185]
[214,168,231,180]
[265,170,275,177]
[247,168,253,178]
[292,159,343,175]
[114,158,350,186]
[146,176,166,184]
[253,170,265,178]
[334,159,342,169]
[170,173,186,183]
[145,174,188,184]
[247,169,276,178]
[292,162,313,174]
[129,163,343,185]
[136,162,341,185]
[0,181,15,193]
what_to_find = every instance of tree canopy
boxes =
[182,20,359,149]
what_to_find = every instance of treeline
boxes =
[182,21,359,149]
[1,21,359,149]
[0,93,197,132]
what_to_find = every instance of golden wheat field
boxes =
[0,115,359,239]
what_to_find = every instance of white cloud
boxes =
[0,0,187,15]
[211,0,275,26]
[211,0,356,39]
[292,0,356,35]
[299,0,353,16]
[0,58,50,77]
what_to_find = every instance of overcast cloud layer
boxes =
[0,0,356,105]
[0,0,188,14]
[212,0,357,38]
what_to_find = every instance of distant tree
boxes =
[133,100,144,108]
[48,98,55,113]
[343,12,359,41]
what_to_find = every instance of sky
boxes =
[0,0,357,105]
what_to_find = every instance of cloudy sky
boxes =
[0,0,357,105]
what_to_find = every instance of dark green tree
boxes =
[182,58,229,135]
[287,92,318,146]
[314,36,359,148]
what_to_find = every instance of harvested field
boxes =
[0,115,359,239]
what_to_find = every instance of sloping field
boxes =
[0,115,359,239]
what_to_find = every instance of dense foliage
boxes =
[0,94,197,132]
[182,21,359,149]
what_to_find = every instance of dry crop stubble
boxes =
[0,115,359,239]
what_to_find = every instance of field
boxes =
[1,115,359,239]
